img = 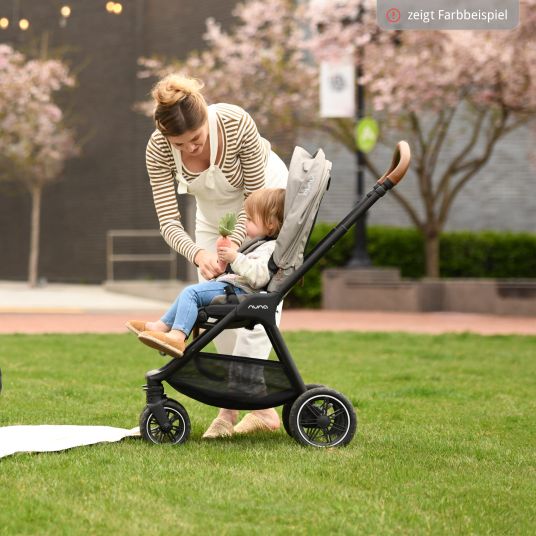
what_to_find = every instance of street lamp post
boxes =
[346,48,372,267]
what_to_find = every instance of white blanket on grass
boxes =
[0,425,140,459]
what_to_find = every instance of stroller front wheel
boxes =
[140,398,191,445]
[282,384,323,437]
[288,387,357,448]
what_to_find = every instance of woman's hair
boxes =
[244,188,286,238]
[151,74,207,136]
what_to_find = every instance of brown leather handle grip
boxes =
[377,141,411,187]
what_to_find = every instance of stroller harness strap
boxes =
[223,236,276,277]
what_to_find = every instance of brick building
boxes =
[312,123,536,233]
[1,1,534,283]
[0,0,237,283]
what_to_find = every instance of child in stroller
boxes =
[135,142,410,448]
[127,188,285,358]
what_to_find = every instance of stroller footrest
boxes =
[198,304,237,319]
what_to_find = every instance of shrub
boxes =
[285,225,536,308]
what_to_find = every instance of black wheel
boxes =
[139,398,191,445]
[288,387,357,447]
[282,384,322,437]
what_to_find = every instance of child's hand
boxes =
[217,245,238,264]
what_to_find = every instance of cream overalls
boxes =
[171,105,287,359]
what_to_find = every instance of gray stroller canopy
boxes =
[267,146,332,293]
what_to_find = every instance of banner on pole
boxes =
[355,117,379,153]
[320,57,355,118]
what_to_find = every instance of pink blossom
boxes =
[0,44,79,186]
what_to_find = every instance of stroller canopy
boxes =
[267,146,332,293]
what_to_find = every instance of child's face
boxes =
[245,213,269,238]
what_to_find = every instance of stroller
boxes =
[139,141,411,448]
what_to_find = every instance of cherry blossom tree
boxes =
[303,0,536,276]
[0,44,79,286]
[137,0,317,159]
[138,0,536,277]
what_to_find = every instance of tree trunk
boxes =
[424,227,440,278]
[28,184,42,287]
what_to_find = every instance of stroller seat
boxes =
[139,141,411,448]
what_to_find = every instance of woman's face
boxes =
[167,121,209,156]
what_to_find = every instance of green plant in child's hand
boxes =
[218,212,237,237]
[216,212,237,270]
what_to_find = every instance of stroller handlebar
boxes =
[377,141,411,187]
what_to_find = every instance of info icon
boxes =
[386,8,401,24]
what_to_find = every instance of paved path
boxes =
[0,310,534,336]
[0,282,534,335]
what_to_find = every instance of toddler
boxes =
[126,188,285,357]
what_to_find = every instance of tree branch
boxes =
[310,120,353,150]
[409,111,426,159]
[427,103,460,180]
[434,106,487,203]
[438,110,508,226]
[389,188,423,231]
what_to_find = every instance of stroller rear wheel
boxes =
[140,398,191,445]
[288,387,357,447]
[282,384,322,437]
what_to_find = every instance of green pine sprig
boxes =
[218,212,237,237]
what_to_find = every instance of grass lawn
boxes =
[0,331,535,535]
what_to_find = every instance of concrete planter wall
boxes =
[322,268,536,316]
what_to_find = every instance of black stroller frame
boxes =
[140,141,411,448]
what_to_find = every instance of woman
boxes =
[143,74,287,438]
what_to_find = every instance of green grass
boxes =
[0,332,535,535]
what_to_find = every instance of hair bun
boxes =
[152,74,204,107]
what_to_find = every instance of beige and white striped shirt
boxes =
[146,103,270,263]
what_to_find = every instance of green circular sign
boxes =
[355,117,379,153]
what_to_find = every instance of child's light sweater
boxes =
[216,240,276,293]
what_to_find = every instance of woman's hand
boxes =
[217,245,238,264]
[195,250,223,280]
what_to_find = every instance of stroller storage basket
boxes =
[165,352,297,410]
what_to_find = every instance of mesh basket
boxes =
[165,352,297,410]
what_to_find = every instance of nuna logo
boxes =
[248,304,269,310]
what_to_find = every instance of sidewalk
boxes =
[0,282,535,336]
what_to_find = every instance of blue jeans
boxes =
[160,281,246,337]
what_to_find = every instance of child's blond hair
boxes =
[244,188,285,238]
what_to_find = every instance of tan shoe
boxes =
[234,413,278,434]
[202,417,234,439]
[125,320,147,335]
[138,331,185,358]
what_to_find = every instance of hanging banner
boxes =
[320,56,355,118]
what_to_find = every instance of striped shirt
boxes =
[146,103,270,263]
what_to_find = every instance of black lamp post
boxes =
[346,20,372,268]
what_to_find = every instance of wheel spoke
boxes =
[307,426,323,442]
[329,408,346,419]
[320,428,332,443]
[300,419,318,427]
[306,403,322,417]
[329,421,343,436]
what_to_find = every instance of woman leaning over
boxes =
[138,74,288,438]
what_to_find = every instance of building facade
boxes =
[0,0,236,282]
[1,1,534,283]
